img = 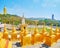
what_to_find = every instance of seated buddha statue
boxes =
[55,25,60,42]
[3,24,8,40]
[0,32,12,48]
[11,25,17,41]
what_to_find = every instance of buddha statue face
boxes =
[0,33,3,39]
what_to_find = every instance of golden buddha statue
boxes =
[11,25,17,41]
[57,28,60,42]
[0,32,12,48]
[34,27,40,43]
[55,24,60,42]
[58,28,60,39]
[20,25,32,46]
[0,32,6,48]
[23,34,31,46]
[31,20,40,45]
[3,24,8,40]
[20,23,32,46]
[44,24,56,47]
[20,27,27,46]
[20,31,23,46]
[39,22,46,43]
[44,33,51,46]
[20,14,27,36]
[20,14,31,46]
[31,33,35,45]
[50,24,56,46]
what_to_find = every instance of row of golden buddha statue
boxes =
[0,23,60,48]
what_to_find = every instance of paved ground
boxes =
[12,42,60,48]
[50,41,60,48]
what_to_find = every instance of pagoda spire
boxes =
[3,0,7,15]
[3,6,7,15]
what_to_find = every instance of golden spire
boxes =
[4,23,7,32]
[55,24,60,42]
[50,24,53,36]
[34,20,38,34]
[55,24,59,33]
[3,6,7,15]
[34,26,38,34]
[42,22,46,34]
[12,25,16,33]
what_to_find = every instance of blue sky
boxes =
[0,0,60,20]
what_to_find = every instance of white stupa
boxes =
[22,13,25,25]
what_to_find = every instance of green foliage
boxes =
[0,14,21,25]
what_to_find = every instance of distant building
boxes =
[52,14,54,20]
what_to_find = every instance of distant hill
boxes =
[27,17,60,26]
[0,14,60,26]
[0,14,23,25]
[27,18,45,20]
[0,14,34,25]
